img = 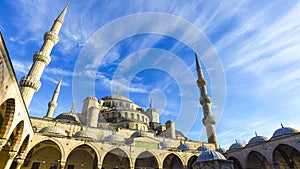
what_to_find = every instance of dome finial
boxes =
[235,139,238,143]
[255,131,258,136]
[280,123,284,128]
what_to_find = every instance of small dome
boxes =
[196,150,227,163]
[103,134,125,143]
[160,141,173,149]
[39,126,67,136]
[216,147,227,154]
[177,143,193,151]
[55,112,80,124]
[272,127,298,138]
[248,135,268,145]
[197,145,208,151]
[229,142,245,150]
[131,131,142,138]
[74,130,97,140]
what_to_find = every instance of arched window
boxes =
[131,113,134,119]
[142,116,144,122]
[137,114,140,121]
[125,112,128,118]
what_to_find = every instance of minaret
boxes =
[19,2,70,107]
[195,52,218,148]
[45,77,62,118]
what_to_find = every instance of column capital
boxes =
[8,151,17,159]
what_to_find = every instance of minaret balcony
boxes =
[20,76,41,91]
[200,96,211,105]
[33,51,51,65]
[48,101,57,108]
[202,116,216,125]
[44,31,59,44]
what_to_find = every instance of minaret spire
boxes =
[45,76,62,118]
[19,2,70,107]
[150,97,153,109]
[195,51,218,148]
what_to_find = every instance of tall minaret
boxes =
[19,2,70,107]
[195,52,218,148]
[44,77,62,118]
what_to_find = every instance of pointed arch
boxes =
[273,144,300,168]
[0,98,15,138]
[135,151,159,169]
[16,134,30,158]
[23,140,63,168]
[66,144,99,169]
[102,148,131,169]
[246,151,271,169]
[187,155,197,169]
[228,156,243,169]
[8,121,24,151]
[163,153,183,169]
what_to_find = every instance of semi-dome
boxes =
[196,150,227,163]
[177,143,193,151]
[229,141,245,150]
[74,130,97,140]
[39,126,67,136]
[103,134,125,143]
[248,135,268,145]
[197,145,208,152]
[86,95,98,101]
[272,126,298,138]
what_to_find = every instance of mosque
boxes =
[0,2,299,169]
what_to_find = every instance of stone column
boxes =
[59,161,66,169]
[15,158,24,169]
[3,151,17,169]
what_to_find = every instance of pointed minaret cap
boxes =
[150,97,153,108]
[56,1,70,23]
[55,75,63,92]
[70,101,75,113]
[195,51,201,70]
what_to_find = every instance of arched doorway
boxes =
[23,140,62,169]
[0,99,15,138]
[273,144,300,169]
[135,151,158,169]
[187,155,197,169]
[228,156,243,169]
[246,151,271,169]
[102,148,130,169]
[66,144,98,169]
[163,153,183,169]
[0,121,24,169]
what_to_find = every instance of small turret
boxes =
[165,120,176,139]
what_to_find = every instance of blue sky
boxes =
[1,0,300,149]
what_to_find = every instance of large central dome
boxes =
[101,94,133,103]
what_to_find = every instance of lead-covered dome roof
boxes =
[73,130,97,140]
[55,112,80,124]
[39,126,67,136]
[103,134,125,143]
[248,135,268,145]
[272,126,298,138]
[229,141,245,150]
[101,94,133,103]
[177,143,193,151]
[196,150,227,163]
[197,145,208,152]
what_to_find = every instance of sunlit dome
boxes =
[216,147,227,154]
[39,126,67,136]
[159,141,173,149]
[103,134,125,143]
[55,103,80,124]
[74,130,97,140]
[272,125,299,138]
[248,135,268,145]
[102,94,133,103]
[196,150,227,163]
